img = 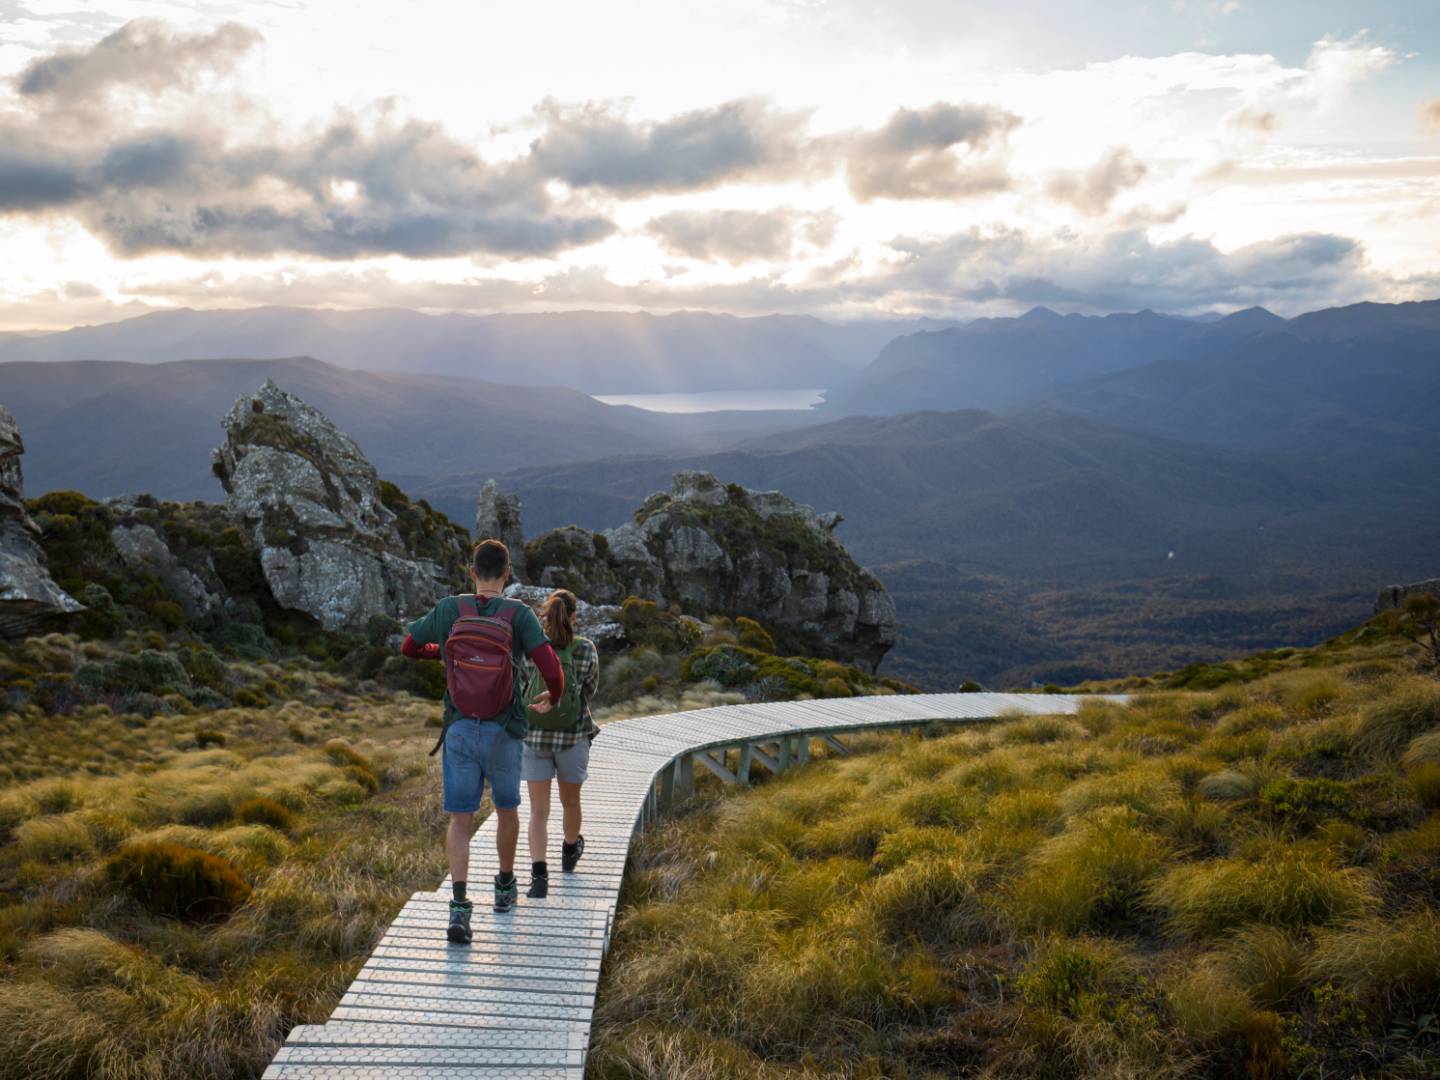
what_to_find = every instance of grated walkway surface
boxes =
[263,692,1112,1078]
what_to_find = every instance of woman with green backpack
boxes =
[521,588,601,898]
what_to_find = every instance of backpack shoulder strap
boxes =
[456,595,481,619]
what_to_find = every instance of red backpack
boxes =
[444,596,519,720]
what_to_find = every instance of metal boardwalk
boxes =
[263,692,1107,1078]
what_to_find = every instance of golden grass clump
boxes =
[1197,768,1258,800]
[1009,806,1170,932]
[235,796,298,832]
[105,840,253,921]
[1349,677,1440,760]
[1306,908,1440,1009]
[1216,924,1309,1006]
[1147,846,1375,938]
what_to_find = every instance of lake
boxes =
[592,388,826,413]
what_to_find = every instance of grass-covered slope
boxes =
[0,690,448,1079]
[591,631,1440,1079]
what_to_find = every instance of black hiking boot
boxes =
[527,867,549,899]
[447,899,472,944]
[562,835,585,873]
[493,872,518,913]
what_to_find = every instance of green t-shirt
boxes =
[407,594,546,739]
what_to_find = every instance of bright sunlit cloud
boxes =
[0,0,1435,329]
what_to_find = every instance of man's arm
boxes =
[406,602,445,647]
[400,634,440,660]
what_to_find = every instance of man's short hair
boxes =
[472,538,510,580]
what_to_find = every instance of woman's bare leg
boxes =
[527,779,551,863]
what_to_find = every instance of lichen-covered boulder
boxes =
[0,406,82,637]
[528,471,897,671]
[212,381,468,631]
[476,479,525,579]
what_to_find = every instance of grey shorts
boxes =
[522,740,591,784]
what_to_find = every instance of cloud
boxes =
[844,102,1020,200]
[1222,105,1279,134]
[1045,147,1148,215]
[1422,98,1440,138]
[878,227,1373,314]
[18,19,261,106]
[1294,33,1396,108]
[0,22,615,259]
[646,208,835,264]
[527,97,812,193]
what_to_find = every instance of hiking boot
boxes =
[527,868,549,899]
[562,835,585,873]
[447,899,472,944]
[493,872,518,913]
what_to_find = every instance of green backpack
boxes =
[525,641,583,731]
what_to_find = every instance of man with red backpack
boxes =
[400,539,564,942]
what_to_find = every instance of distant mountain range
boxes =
[820,299,1440,419]
[2,296,1437,687]
[0,307,958,394]
[0,357,811,501]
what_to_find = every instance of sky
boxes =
[0,0,1436,330]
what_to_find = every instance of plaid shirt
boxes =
[523,635,601,753]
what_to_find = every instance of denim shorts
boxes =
[521,739,591,784]
[441,719,522,813]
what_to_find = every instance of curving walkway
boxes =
[263,692,1113,1078]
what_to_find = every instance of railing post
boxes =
[676,753,694,798]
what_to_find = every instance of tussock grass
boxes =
[1216,924,1309,1006]
[1197,768,1257,800]
[1148,846,1376,938]
[1009,806,1170,932]
[1350,677,1440,760]
[1307,908,1440,1009]
[594,640,1440,1078]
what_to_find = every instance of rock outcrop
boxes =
[527,471,897,671]
[1376,578,1440,613]
[0,406,83,637]
[475,479,525,579]
[212,381,469,631]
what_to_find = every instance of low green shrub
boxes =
[734,617,775,654]
[1257,776,1353,828]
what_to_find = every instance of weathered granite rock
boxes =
[107,503,227,623]
[1376,578,1440,613]
[476,480,525,580]
[212,381,467,631]
[529,471,897,671]
[503,583,626,651]
[0,406,82,637]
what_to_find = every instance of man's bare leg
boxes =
[495,807,519,874]
[446,812,473,885]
